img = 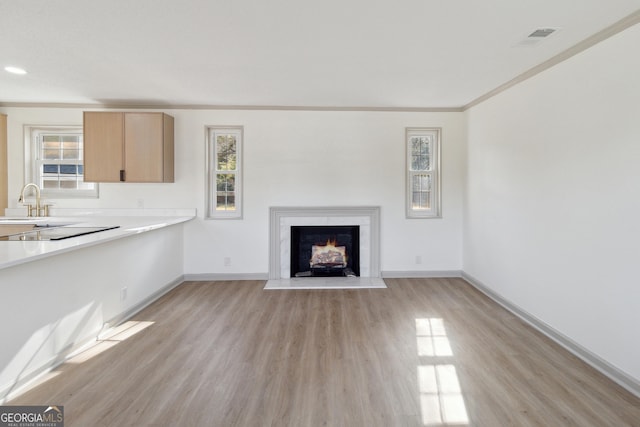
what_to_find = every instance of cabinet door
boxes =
[83,112,124,182]
[162,114,175,182]
[1,114,7,213]
[124,113,165,182]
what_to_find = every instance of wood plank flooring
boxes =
[10,278,640,426]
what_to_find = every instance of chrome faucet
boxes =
[18,183,48,217]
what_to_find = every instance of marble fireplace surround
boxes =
[268,206,381,281]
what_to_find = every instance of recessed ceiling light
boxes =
[5,66,27,75]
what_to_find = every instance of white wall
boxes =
[182,110,465,276]
[465,24,640,384]
[1,108,465,276]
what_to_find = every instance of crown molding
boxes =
[0,102,463,113]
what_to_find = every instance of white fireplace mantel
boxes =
[269,206,381,280]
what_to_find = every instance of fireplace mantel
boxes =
[269,206,381,280]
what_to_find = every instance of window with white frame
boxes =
[406,128,441,218]
[26,125,98,198]
[206,126,242,219]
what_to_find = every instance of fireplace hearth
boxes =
[290,225,360,278]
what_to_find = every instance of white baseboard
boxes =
[461,272,640,399]
[186,272,464,283]
[183,273,269,281]
[103,275,185,329]
[382,270,462,278]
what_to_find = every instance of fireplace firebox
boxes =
[290,225,360,277]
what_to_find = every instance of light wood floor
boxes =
[10,278,640,426]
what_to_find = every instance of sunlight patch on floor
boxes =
[416,318,469,426]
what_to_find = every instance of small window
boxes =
[26,125,98,198]
[406,128,441,218]
[206,126,243,219]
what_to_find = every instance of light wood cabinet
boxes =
[83,112,174,182]
[1,114,7,214]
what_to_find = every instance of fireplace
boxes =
[268,206,382,283]
[290,225,360,277]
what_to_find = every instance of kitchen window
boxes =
[406,128,441,218]
[26,125,98,198]
[206,126,243,219]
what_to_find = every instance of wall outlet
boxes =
[224,257,231,267]
[120,287,128,301]
[136,198,144,209]
[415,255,422,265]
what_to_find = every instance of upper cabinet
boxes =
[83,112,174,183]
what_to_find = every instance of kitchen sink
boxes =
[33,222,77,228]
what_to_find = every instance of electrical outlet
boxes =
[121,287,128,301]
[224,257,231,267]
[415,255,422,265]
[136,198,144,209]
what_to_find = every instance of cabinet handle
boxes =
[120,170,125,181]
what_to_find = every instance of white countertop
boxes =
[0,209,196,270]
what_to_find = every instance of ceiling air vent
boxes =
[514,27,561,47]
[528,28,557,38]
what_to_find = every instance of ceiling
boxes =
[1,0,639,110]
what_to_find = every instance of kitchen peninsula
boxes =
[0,209,195,402]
